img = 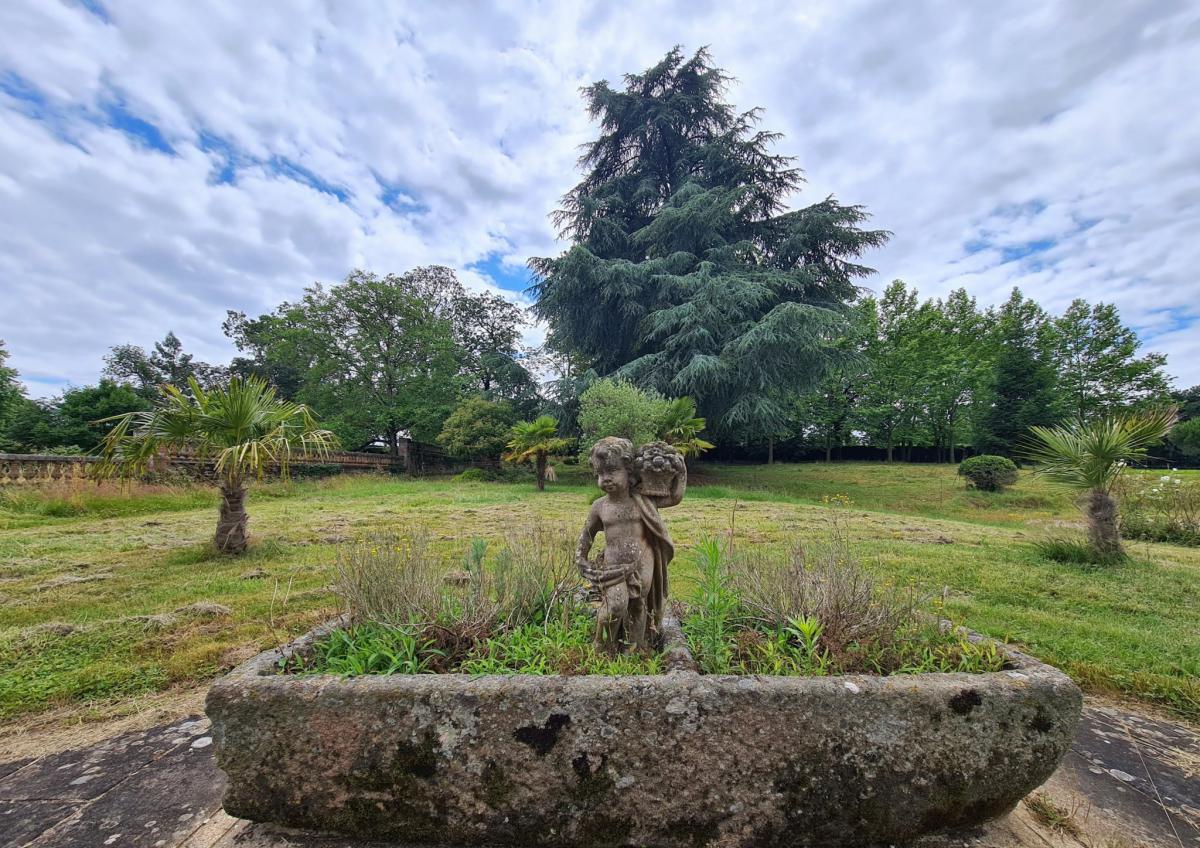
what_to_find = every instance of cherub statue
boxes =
[576,438,686,653]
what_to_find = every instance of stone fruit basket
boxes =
[206,617,1082,847]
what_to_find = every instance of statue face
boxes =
[596,464,630,496]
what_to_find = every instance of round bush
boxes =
[957,455,1018,492]
[453,467,486,483]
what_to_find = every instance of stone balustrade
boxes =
[0,449,450,485]
[0,454,101,486]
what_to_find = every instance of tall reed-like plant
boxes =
[682,538,742,674]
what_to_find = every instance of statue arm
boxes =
[575,504,602,578]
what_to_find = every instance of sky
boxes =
[2,0,1198,398]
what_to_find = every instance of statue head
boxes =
[589,436,636,497]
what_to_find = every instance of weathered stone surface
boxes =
[0,799,80,848]
[4,699,1193,847]
[577,437,686,653]
[22,738,226,847]
[0,720,192,803]
[206,625,1082,847]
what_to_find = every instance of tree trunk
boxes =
[215,483,249,554]
[767,436,774,466]
[1084,489,1123,559]
[886,442,894,463]
[824,442,832,463]
[536,452,546,491]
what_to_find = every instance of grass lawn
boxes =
[1,462,1197,731]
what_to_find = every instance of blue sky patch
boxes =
[101,98,174,154]
[1000,239,1055,263]
[470,251,532,294]
[269,157,351,203]
[376,175,428,214]
[1138,306,1197,341]
[75,0,110,23]
[197,131,242,185]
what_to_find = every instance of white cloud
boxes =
[1,0,1198,396]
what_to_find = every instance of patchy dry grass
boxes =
[1022,792,1082,837]
[1,464,1198,729]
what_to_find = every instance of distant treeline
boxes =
[0,274,1194,466]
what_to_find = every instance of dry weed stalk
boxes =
[331,524,580,667]
[728,528,923,656]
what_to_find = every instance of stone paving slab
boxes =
[1,701,1197,847]
[1,800,80,848]
[1048,708,1200,846]
[0,760,32,783]
[22,730,225,847]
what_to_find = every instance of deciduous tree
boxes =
[577,379,667,458]
[1050,300,1172,420]
[226,269,464,456]
[103,332,226,395]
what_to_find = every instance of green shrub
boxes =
[452,465,541,484]
[958,455,1019,491]
[300,527,614,674]
[577,379,667,459]
[682,538,742,674]
[459,613,662,675]
[308,623,443,676]
[1169,417,1200,458]
[438,397,516,461]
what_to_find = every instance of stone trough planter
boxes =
[206,618,1082,847]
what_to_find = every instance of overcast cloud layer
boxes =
[2,0,1198,397]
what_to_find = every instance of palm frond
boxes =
[503,416,570,463]
[1021,407,1178,493]
[96,376,338,486]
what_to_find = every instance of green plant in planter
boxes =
[683,538,742,674]
[957,455,1019,492]
[683,536,1007,676]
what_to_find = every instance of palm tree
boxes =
[658,396,715,461]
[1021,408,1178,559]
[96,376,337,554]
[504,415,570,491]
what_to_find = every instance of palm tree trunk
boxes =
[536,452,546,491]
[1084,488,1123,559]
[216,483,249,554]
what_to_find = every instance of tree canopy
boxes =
[531,47,889,443]
[103,332,227,395]
[225,267,536,453]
